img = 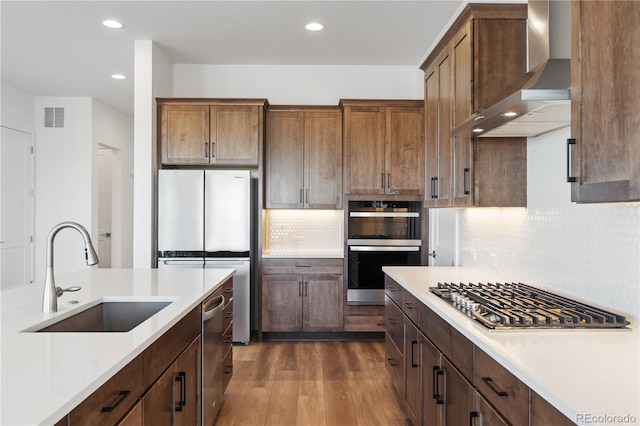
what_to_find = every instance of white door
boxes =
[0,126,34,289]
[98,147,113,268]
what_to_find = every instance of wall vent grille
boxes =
[44,107,64,128]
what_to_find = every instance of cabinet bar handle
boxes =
[387,358,399,367]
[211,142,215,158]
[101,390,130,412]
[299,281,302,297]
[174,372,186,411]
[387,173,391,188]
[304,281,308,297]
[482,377,508,397]
[305,189,309,204]
[381,173,385,188]
[299,189,303,203]
[411,340,418,368]
[469,411,479,426]
[204,142,209,158]
[403,302,415,310]
[463,167,471,195]
[387,286,399,292]
[431,177,439,199]
[567,138,577,183]
[433,367,445,404]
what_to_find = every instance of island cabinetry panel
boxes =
[265,106,342,209]
[570,0,640,203]
[342,100,424,196]
[221,278,234,392]
[530,390,574,426]
[118,401,142,425]
[158,98,267,166]
[142,336,201,426]
[262,258,344,332]
[68,355,143,425]
[421,4,528,208]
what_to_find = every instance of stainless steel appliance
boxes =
[430,282,630,330]
[347,201,421,305]
[157,169,252,343]
[202,291,225,425]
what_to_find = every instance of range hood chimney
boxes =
[453,0,571,138]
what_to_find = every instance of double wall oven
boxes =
[347,200,422,305]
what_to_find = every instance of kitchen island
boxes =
[0,268,234,425]
[383,266,639,425]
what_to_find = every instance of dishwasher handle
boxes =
[202,295,225,321]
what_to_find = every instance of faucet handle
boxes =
[55,286,82,298]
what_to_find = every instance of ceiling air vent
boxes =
[44,107,64,128]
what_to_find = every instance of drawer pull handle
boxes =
[482,377,508,397]
[404,302,415,310]
[463,167,471,195]
[387,358,399,367]
[469,411,479,426]
[101,390,130,412]
[224,366,233,374]
[387,286,399,292]
[410,341,418,368]
[567,138,577,183]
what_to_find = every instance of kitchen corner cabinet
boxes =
[422,4,528,208]
[341,100,424,196]
[158,99,267,166]
[262,258,344,332]
[265,106,343,209]
[569,0,640,203]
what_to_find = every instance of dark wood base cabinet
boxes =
[384,274,574,426]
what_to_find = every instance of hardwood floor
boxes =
[215,340,410,426]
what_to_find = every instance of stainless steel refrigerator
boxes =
[157,169,252,344]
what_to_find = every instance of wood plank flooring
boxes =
[215,340,410,426]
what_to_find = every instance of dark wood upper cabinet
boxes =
[158,98,267,167]
[265,106,342,209]
[342,99,424,196]
[570,0,640,202]
[421,4,528,208]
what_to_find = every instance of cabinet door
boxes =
[442,358,473,426]
[161,105,210,165]
[386,106,424,195]
[262,274,303,331]
[452,23,474,207]
[530,391,574,426]
[570,0,640,202]
[265,111,304,208]
[472,391,509,426]
[343,106,386,194]
[210,105,260,165]
[305,111,343,208]
[403,319,420,425]
[421,335,443,426]
[303,274,343,331]
[425,51,453,207]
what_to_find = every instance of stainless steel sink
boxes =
[33,301,172,332]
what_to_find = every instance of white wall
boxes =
[173,64,424,103]
[460,126,640,324]
[1,82,35,132]
[132,41,173,268]
[33,97,94,280]
[92,99,134,268]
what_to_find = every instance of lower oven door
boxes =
[347,245,421,305]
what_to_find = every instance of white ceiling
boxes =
[1,1,522,116]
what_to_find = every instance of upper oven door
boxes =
[347,202,421,241]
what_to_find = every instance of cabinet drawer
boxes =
[475,348,529,426]
[385,336,403,396]
[142,307,200,390]
[385,295,404,350]
[223,350,233,392]
[222,277,233,301]
[69,355,143,425]
[223,299,233,332]
[263,258,343,275]
[531,391,574,426]
[401,288,419,324]
[384,275,403,306]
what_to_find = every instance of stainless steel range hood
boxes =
[453,0,571,138]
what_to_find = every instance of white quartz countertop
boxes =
[0,268,234,426]
[383,266,640,425]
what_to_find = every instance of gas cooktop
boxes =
[429,282,630,330]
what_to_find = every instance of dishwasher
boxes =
[202,290,225,425]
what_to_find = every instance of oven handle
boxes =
[349,246,420,252]
[349,212,419,218]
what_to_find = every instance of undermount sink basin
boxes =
[32,300,172,332]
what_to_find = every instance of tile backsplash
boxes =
[460,126,640,324]
[263,209,343,256]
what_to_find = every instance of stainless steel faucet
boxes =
[43,221,99,313]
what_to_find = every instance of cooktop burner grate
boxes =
[429,282,630,330]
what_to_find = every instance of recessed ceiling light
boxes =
[501,111,518,117]
[305,22,324,31]
[102,20,123,29]
[111,74,126,80]
[472,128,484,133]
